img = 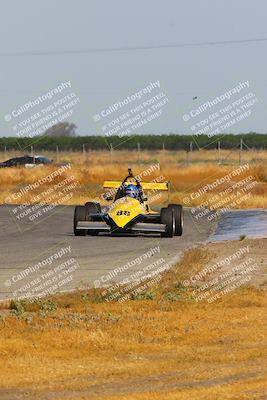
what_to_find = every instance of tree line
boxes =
[0,133,267,151]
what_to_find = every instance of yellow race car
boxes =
[74,169,183,237]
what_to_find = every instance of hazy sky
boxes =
[0,0,267,137]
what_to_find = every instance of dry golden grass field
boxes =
[0,244,266,400]
[1,149,267,208]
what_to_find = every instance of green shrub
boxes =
[10,300,25,316]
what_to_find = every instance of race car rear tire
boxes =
[168,204,183,236]
[84,202,101,236]
[160,207,175,237]
[74,206,87,236]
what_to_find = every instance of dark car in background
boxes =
[0,155,52,168]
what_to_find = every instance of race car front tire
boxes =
[74,206,87,236]
[167,204,183,236]
[84,202,101,236]
[85,202,101,216]
[160,207,175,237]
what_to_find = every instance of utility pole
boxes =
[217,140,221,164]
[137,142,140,163]
[56,145,59,163]
[239,138,243,165]
[190,141,193,152]
[187,141,193,164]
[110,143,113,162]
[30,145,35,163]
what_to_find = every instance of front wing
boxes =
[77,213,166,234]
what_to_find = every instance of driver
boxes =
[124,184,141,200]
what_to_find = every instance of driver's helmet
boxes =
[125,184,139,199]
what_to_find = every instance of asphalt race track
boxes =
[0,205,214,301]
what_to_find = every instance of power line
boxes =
[0,37,267,57]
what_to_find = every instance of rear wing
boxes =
[103,181,169,191]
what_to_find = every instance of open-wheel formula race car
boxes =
[73,169,183,237]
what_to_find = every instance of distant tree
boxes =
[45,122,77,137]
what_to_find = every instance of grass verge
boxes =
[0,247,266,399]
